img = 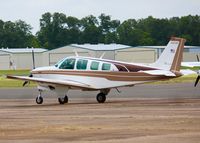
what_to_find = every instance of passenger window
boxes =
[77,59,88,70]
[102,63,111,70]
[59,58,75,69]
[90,61,99,70]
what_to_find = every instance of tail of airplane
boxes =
[150,37,186,72]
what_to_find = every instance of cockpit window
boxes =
[76,59,88,70]
[90,61,99,70]
[102,63,111,70]
[59,58,76,69]
[55,58,65,67]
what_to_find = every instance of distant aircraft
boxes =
[181,55,200,87]
[7,37,187,104]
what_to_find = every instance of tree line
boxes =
[0,13,200,49]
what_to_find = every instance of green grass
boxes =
[0,70,36,88]
[181,66,200,71]
[152,74,197,84]
[0,69,30,76]
[0,77,36,87]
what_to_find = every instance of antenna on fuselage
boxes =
[74,50,79,57]
[99,52,105,59]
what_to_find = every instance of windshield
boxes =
[59,58,76,69]
[55,58,65,67]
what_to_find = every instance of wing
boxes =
[7,75,96,90]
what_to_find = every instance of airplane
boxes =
[7,37,187,105]
[181,55,200,86]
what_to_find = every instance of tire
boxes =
[36,96,43,104]
[58,95,68,104]
[96,93,106,103]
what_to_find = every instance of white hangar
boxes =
[138,46,200,62]
[0,48,47,70]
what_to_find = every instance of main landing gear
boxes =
[96,93,106,103]
[96,89,110,103]
[58,95,68,104]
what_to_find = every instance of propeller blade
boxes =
[194,76,200,87]
[22,74,33,87]
[23,50,35,87]
[32,50,35,69]
[23,81,29,87]
[197,55,199,62]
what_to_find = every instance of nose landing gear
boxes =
[36,90,43,104]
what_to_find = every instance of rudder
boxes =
[150,37,186,72]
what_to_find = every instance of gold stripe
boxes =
[32,70,171,82]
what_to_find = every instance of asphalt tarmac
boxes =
[0,82,200,100]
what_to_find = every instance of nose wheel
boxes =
[96,93,106,103]
[36,90,43,104]
[36,96,43,104]
[58,95,68,104]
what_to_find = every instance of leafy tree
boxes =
[0,20,34,48]
[1,13,200,49]
[80,15,101,43]
[98,14,120,43]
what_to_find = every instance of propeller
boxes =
[194,75,200,87]
[32,49,36,69]
[194,54,200,87]
[197,55,199,62]
[23,49,35,86]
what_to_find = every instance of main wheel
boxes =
[36,96,43,104]
[58,95,68,104]
[96,93,106,103]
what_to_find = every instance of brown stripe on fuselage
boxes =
[32,70,173,82]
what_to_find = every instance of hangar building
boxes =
[0,48,47,70]
[138,46,200,62]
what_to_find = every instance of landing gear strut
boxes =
[58,95,68,104]
[36,90,43,104]
[96,93,106,103]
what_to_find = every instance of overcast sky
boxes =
[0,0,200,34]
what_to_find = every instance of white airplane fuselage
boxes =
[31,56,171,90]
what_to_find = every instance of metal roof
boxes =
[0,48,47,53]
[137,46,200,49]
[71,44,131,51]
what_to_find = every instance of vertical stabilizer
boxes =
[150,37,186,72]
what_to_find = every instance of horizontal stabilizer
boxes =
[181,62,200,68]
[139,70,176,77]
